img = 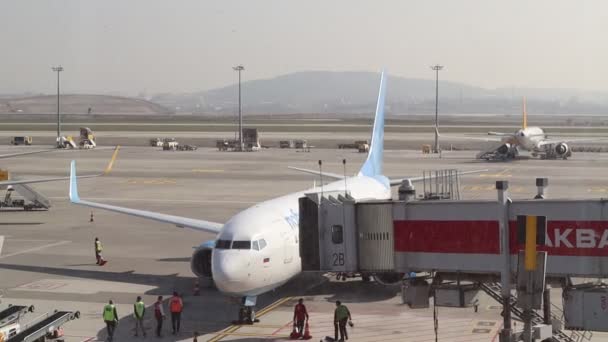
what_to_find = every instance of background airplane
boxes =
[447,98,605,161]
[68,72,484,323]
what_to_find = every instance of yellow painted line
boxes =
[588,187,608,193]
[216,331,290,338]
[103,146,121,175]
[479,168,512,178]
[192,169,224,173]
[208,296,293,342]
[126,179,176,185]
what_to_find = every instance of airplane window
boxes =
[215,240,231,249]
[252,240,259,251]
[259,239,267,250]
[232,241,251,249]
[331,225,344,244]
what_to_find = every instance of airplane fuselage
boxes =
[504,126,546,151]
[211,174,391,297]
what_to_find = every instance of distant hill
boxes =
[150,71,608,115]
[0,94,171,115]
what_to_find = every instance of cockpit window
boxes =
[232,241,251,249]
[215,240,231,249]
[252,241,259,251]
[259,239,267,250]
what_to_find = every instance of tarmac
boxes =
[0,144,608,341]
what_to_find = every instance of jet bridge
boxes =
[299,179,608,336]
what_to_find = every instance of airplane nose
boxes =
[212,251,250,283]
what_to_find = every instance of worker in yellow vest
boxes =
[95,237,106,265]
[133,296,146,337]
[102,299,119,342]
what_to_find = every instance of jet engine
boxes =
[190,246,213,279]
[373,272,405,286]
[496,143,511,156]
[555,143,569,157]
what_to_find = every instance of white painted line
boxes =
[0,236,4,256]
[0,240,70,259]
[48,197,256,205]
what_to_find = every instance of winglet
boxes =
[358,71,387,177]
[69,160,80,203]
[103,146,120,175]
[522,97,527,130]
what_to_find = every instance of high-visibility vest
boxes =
[170,296,183,313]
[95,241,102,252]
[134,301,145,318]
[103,304,116,321]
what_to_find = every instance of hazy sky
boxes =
[1,0,607,95]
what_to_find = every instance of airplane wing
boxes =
[388,169,488,186]
[0,149,57,159]
[0,146,120,187]
[288,166,345,180]
[438,133,504,142]
[537,137,608,147]
[69,160,223,234]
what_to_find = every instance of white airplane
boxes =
[68,72,483,322]
[464,98,602,161]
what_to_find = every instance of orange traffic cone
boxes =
[302,322,312,340]
[289,324,300,339]
[193,279,200,296]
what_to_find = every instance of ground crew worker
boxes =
[133,296,146,337]
[334,300,352,341]
[170,291,184,335]
[154,295,165,337]
[293,298,309,335]
[94,237,103,265]
[102,299,118,342]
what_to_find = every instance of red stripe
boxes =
[510,221,608,256]
[394,220,500,254]
[393,220,608,257]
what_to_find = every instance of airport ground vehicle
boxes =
[78,127,96,149]
[10,137,32,146]
[338,140,369,150]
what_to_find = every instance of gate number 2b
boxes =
[333,252,345,266]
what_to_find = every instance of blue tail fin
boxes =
[358,71,387,177]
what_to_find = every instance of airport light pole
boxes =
[52,66,64,148]
[233,65,245,151]
[430,64,443,153]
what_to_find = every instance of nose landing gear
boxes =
[232,296,260,325]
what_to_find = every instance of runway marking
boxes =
[479,168,512,178]
[192,169,224,173]
[0,240,70,259]
[49,196,256,205]
[462,185,525,193]
[127,179,176,185]
[208,296,293,342]
[0,236,4,256]
[587,187,608,193]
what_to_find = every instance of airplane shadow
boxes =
[303,275,400,304]
[0,262,311,341]
[157,257,191,262]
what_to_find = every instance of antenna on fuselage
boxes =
[318,160,324,203]
[342,159,348,197]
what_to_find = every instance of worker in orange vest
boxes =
[169,291,184,335]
